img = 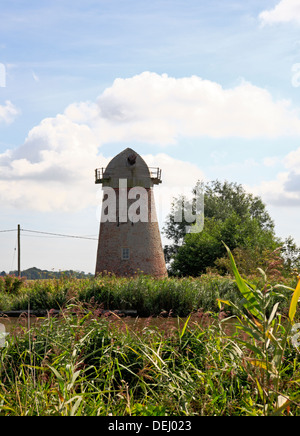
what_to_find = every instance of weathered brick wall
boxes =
[95,188,167,278]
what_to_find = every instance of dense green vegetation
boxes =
[0,249,300,416]
[0,272,298,318]
[164,180,300,276]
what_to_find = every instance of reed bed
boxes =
[0,273,297,317]
[0,255,300,416]
[0,301,299,416]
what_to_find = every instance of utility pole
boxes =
[17,224,21,277]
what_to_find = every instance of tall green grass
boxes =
[0,258,299,416]
[0,273,296,318]
[218,244,300,415]
[0,299,299,416]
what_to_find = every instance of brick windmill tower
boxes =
[95,148,167,278]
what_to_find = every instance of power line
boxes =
[21,228,98,241]
[0,224,98,276]
[0,227,98,240]
[0,226,98,274]
[22,234,74,239]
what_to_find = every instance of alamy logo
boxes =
[292,63,300,88]
[291,323,300,349]
[0,63,6,88]
[0,323,8,347]
[97,179,204,235]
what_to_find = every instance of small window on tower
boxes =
[122,247,130,260]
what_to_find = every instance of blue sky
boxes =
[1,0,300,273]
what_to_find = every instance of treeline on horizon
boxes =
[0,267,93,280]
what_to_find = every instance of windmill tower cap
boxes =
[97,148,162,188]
[104,148,150,179]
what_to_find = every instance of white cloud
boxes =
[2,72,300,212]
[0,114,102,211]
[254,146,300,207]
[0,100,19,124]
[96,72,300,142]
[253,172,297,207]
[0,111,205,212]
[259,0,300,25]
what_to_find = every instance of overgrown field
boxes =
[0,254,300,416]
[0,272,298,317]
[0,300,299,416]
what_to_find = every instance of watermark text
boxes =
[96,179,204,235]
[292,63,300,88]
[0,323,8,347]
[0,63,6,88]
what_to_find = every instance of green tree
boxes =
[164,180,274,245]
[281,236,300,273]
[164,180,280,276]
